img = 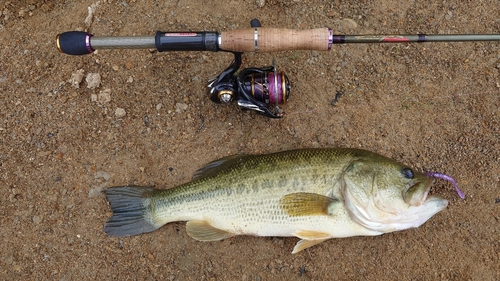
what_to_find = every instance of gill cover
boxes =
[342,160,448,233]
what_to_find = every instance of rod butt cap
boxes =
[56,31,94,55]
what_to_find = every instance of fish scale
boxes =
[148,154,341,226]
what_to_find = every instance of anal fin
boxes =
[186,220,234,241]
[292,230,331,254]
[292,239,328,254]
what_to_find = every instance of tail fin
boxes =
[103,186,160,236]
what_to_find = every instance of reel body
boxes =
[208,52,290,118]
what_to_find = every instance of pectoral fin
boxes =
[281,192,338,216]
[186,220,234,241]
[292,238,328,254]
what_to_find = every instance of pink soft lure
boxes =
[425,172,465,199]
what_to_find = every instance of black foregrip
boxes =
[155,31,219,52]
[56,31,94,55]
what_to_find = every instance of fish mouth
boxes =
[404,177,436,206]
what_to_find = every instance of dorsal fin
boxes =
[192,154,250,180]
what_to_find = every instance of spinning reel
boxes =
[207,19,290,118]
[207,53,290,118]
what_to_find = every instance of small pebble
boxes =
[175,103,188,113]
[98,89,111,104]
[445,11,453,20]
[94,171,110,180]
[33,215,42,224]
[340,18,358,30]
[86,73,101,89]
[88,186,103,197]
[68,69,85,88]
[256,0,265,7]
[115,108,126,117]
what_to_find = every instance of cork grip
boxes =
[220,28,331,53]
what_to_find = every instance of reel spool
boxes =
[241,68,290,105]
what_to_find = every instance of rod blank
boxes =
[90,36,156,49]
[338,34,500,44]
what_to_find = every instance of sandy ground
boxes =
[1,0,499,280]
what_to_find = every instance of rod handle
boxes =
[220,27,332,53]
[56,31,94,55]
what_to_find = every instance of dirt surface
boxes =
[1,0,499,280]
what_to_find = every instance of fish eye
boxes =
[402,168,414,179]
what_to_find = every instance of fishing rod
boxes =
[57,19,500,118]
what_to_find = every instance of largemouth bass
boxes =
[103,148,456,253]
